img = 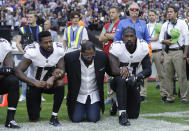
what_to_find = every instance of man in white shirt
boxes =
[64,42,112,123]
[63,11,88,53]
[159,5,189,104]
[147,10,167,101]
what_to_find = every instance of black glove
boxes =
[136,73,144,86]
[125,75,137,87]
[0,67,15,75]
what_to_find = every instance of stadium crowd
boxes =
[0,0,189,129]
[0,0,188,32]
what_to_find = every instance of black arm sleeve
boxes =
[139,55,152,78]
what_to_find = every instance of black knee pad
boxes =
[5,75,19,87]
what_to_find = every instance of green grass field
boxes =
[0,82,189,125]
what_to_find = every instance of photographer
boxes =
[109,27,151,126]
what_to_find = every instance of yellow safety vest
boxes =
[67,26,84,48]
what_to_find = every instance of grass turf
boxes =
[0,82,189,124]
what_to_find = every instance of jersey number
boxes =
[35,67,55,81]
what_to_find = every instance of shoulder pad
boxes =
[55,42,63,48]
[0,38,9,43]
[114,41,122,44]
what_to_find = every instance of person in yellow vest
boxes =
[16,11,43,54]
[63,11,88,53]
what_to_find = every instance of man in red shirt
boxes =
[99,5,120,116]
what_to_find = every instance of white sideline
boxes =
[0,111,189,131]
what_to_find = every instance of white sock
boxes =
[8,107,16,110]
[119,110,126,116]
[52,112,57,116]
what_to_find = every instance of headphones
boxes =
[125,8,143,17]
[169,19,177,26]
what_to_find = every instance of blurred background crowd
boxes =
[0,0,188,34]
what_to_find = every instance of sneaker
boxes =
[5,120,20,128]
[164,99,175,103]
[181,100,188,104]
[110,100,117,116]
[49,115,62,127]
[161,96,167,103]
[41,96,46,102]
[140,96,146,102]
[19,95,26,102]
[119,112,131,126]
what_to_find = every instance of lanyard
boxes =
[147,24,155,38]
[28,25,40,42]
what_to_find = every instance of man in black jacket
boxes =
[64,42,111,123]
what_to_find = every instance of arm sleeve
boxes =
[181,21,189,46]
[63,28,67,41]
[159,23,166,43]
[102,27,106,33]
[54,32,59,42]
[139,55,152,78]
[114,22,122,42]
[144,23,151,44]
[82,27,89,41]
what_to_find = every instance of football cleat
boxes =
[5,120,20,128]
[49,115,62,127]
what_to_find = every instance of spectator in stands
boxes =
[44,20,58,42]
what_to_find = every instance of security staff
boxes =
[159,5,189,104]
[63,11,88,53]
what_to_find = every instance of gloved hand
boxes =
[125,75,137,87]
[0,67,15,75]
[136,73,144,86]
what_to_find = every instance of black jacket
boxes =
[64,50,111,119]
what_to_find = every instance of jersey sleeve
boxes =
[24,43,37,60]
[140,39,150,56]
[54,42,66,58]
[0,38,12,62]
[109,41,122,58]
